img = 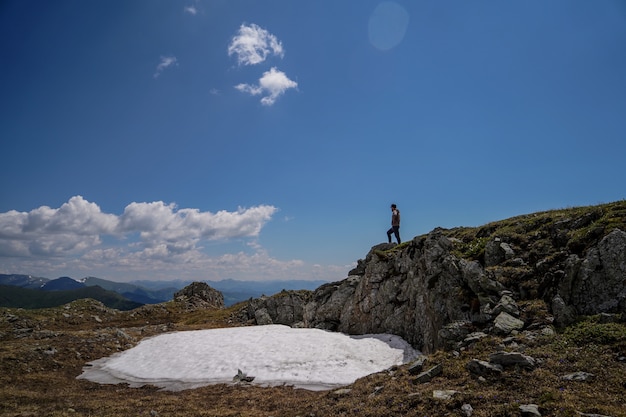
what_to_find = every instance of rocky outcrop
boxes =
[246,203,626,353]
[553,229,626,325]
[250,232,514,352]
[174,282,224,311]
[247,290,310,326]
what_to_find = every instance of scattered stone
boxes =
[413,364,443,384]
[575,412,614,417]
[115,329,132,341]
[232,369,255,383]
[466,359,503,377]
[461,403,474,417]
[492,294,520,317]
[562,371,595,382]
[493,312,525,335]
[332,388,352,396]
[433,390,459,400]
[507,257,526,266]
[519,404,541,416]
[43,347,57,356]
[462,332,488,347]
[439,321,472,348]
[408,355,427,375]
[552,294,577,327]
[489,351,536,370]
[369,386,384,397]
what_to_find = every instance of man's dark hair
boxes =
[391,204,397,208]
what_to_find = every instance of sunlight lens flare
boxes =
[368,1,410,51]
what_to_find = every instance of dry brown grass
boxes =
[2,300,625,417]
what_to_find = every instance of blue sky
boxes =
[1,1,625,283]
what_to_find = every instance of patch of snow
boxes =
[78,325,418,391]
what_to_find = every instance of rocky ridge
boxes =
[247,201,626,353]
[240,202,626,416]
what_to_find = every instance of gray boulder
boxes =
[489,351,536,370]
[519,404,541,417]
[466,359,503,377]
[174,282,224,310]
[493,312,525,335]
[413,364,443,384]
[492,294,520,317]
[561,371,595,382]
[485,238,516,267]
[551,294,578,327]
[407,355,428,375]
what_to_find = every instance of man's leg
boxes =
[394,226,401,244]
[387,228,393,243]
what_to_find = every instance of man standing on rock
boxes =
[387,203,401,244]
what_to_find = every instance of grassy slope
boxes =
[1,300,624,416]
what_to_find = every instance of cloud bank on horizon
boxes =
[0,196,339,282]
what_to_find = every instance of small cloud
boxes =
[209,88,220,96]
[235,67,297,106]
[184,5,198,15]
[228,23,284,66]
[154,56,178,78]
[246,240,263,251]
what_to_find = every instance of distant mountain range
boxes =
[0,284,143,310]
[0,274,330,309]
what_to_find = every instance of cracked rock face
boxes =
[248,226,626,353]
[556,229,626,320]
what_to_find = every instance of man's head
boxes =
[391,204,397,210]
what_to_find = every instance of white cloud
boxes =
[0,196,275,259]
[0,197,346,282]
[228,23,284,66]
[153,56,178,78]
[118,201,277,249]
[183,5,198,15]
[235,67,297,106]
[31,196,118,235]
